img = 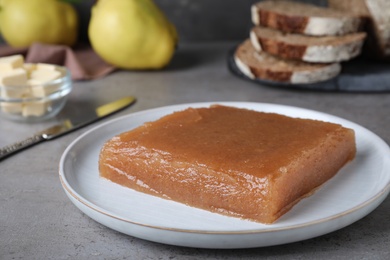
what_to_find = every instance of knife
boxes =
[0,96,136,161]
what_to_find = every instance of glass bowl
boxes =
[0,66,72,122]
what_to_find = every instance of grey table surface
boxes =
[1,42,389,259]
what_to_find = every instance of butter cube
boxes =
[28,70,62,98]
[0,68,29,98]
[28,79,44,97]
[0,55,24,71]
[0,102,23,114]
[29,81,60,98]
[36,63,58,71]
[23,63,37,76]
[1,86,31,99]
[30,69,62,83]
[0,68,28,85]
[22,100,50,117]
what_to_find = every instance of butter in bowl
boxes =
[0,55,72,122]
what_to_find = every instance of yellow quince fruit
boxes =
[0,0,78,47]
[88,0,178,70]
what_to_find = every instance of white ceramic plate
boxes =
[59,102,390,249]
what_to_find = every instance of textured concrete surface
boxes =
[0,42,389,259]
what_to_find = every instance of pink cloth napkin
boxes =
[0,43,116,80]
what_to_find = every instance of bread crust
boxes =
[328,0,390,60]
[234,39,341,84]
[254,6,308,34]
[252,1,362,36]
[250,26,366,63]
[235,55,293,82]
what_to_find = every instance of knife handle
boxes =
[0,134,45,161]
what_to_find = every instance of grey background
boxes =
[1,1,390,259]
[74,0,327,43]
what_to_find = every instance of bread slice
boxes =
[250,26,366,63]
[99,105,356,224]
[328,0,390,60]
[252,0,363,36]
[234,39,340,84]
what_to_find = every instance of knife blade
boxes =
[0,96,136,161]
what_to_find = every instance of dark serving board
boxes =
[227,46,390,93]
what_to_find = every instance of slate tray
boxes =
[227,46,390,93]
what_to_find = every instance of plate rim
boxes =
[59,101,390,235]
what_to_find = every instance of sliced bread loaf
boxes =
[252,0,363,36]
[250,26,366,63]
[328,0,390,60]
[234,39,341,84]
